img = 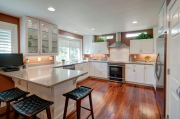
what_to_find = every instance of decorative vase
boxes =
[62,61,65,64]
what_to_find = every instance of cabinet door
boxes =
[83,35,94,54]
[40,21,50,55]
[144,65,155,85]
[130,40,141,54]
[125,64,134,82]
[100,42,109,54]
[51,25,58,55]
[158,9,164,35]
[27,17,40,55]
[153,26,158,54]
[133,65,145,83]
[89,62,95,76]
[141,39,153,54]
[91,43,100,54]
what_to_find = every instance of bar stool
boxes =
[63,85,94,119]
[0,87,29,119]
[11,94,54,119]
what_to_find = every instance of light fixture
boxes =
[91,28,95,31]
[74,31,77,33]
[43,36,46,37]
[48,7,55,11]
[42,24,43,25]
[132,21,138,24]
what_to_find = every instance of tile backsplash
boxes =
[23,56,54,64]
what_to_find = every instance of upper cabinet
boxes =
[83,35,109,54]
[20,16,58,56]
[158,1,167,35]
[130,39,153,54]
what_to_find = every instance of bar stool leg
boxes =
[6,102,10,119]
[63,97,69,119]
[76,99,81,119]
[46,107,52,119]
[0,102,1,108]
[33,115,36,119]
[89,93,94,119]
[14,111,18,119]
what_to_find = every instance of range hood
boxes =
[109,32,128,48]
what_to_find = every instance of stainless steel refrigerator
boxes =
[155,32,167,119]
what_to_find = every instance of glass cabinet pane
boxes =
[27,18,39,54]
[41,22,50,54]
[51,26,58,54]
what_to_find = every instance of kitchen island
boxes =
[0,65,87,119]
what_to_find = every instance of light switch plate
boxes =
[49,57,53,61]
[134,55,136,58]
[38,57,41,61]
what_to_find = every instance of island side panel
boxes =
[54,78,76,119]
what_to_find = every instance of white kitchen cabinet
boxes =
[94,62,108,78]
[141,39,153,54]
[133,65,145,83]
[125,64,134,82]
[91,42,109,54]
[144,65,155,86]
[130,39,153,54]
[75,63,89,82]
[153,26,158,54]
[20,16,58,56]
[91,43,100,54]
[89,62,95,76]
[83,35,94,54]
[158,1,166,35]
[130,40,141,54]
[126,64,156,87]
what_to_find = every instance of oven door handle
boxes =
[108,65,125,67]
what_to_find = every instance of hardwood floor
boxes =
[69,78,161,119]
[0,78,161,119]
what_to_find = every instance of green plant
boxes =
[134,33,153,40]
[96,37,105,42]
[62,59,65,61]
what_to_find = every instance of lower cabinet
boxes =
[125,64,156,87]
[75,63,89,82]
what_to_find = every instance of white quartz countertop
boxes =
[0,65,87,88]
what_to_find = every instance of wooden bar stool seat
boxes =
[11,94,54,119]
[63,85,94,119]
[0,87,29,119]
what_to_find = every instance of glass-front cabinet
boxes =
[51,25,58,54]
[40,21,50,54]
[21,16,58,56]
[27,17,40,55]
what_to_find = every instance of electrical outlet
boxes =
[38,57,41,61]
[49,57,53,61]
[26,58,29,63]
[134,55,136,58]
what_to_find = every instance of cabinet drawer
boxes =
[95,62,107,66]
[95,71,107,78]
[94,65,107,72]
[126,64,144,68]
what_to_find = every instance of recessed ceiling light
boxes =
[91,28,95,30]
[48,7,55,11]
[74,31,77,33]
[132,21,138,24]
[42,24,43,25]
[43,36,46,37]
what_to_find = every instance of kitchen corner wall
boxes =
[84,29,156,61]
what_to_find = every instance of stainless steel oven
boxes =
[108,63,125,83]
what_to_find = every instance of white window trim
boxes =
[126,32,147,38]
[55,35,82,63]
[0,21,18,53]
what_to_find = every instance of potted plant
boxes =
[62,59,65,64]
[96,37,105,42]
[134,33,153,40]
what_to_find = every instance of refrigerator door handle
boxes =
[155,53,160,81]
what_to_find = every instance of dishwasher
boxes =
[63,65,75,70]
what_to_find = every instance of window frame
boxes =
[126,32,147,38]
[0,21,18,53]
[55,35,82,63]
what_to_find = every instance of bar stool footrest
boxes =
[80,106,91,111]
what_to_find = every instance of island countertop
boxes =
[0,65,87,88]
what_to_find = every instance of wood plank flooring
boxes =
[69,78,161,119]
[0,78,161,119]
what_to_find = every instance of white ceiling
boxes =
[0,0,164,35]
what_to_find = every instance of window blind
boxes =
[69,40,81,48]
[0,28,11,53]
